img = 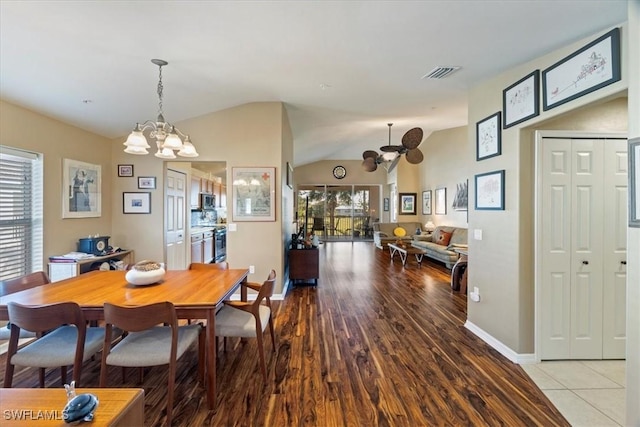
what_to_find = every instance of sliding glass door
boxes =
[297,184,380,242]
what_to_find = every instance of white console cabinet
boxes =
[48,250,134,282]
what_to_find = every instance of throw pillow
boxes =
[393,227,406,237]
[435,230,452,246]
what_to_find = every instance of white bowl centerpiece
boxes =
[125,260,165,286]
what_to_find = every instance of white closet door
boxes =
[602,139,627,359]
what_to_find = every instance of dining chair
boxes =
[100,301,204,426]
[0,271,51,340]
[188,261,229,270]
[4,301,107,388]
[215,269,277,381]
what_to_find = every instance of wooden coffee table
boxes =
[388,243,427,267]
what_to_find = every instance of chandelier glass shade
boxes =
[123,59,198,159]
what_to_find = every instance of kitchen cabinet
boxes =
[219,185,227,207]
[190,177,201,209]
[191,229,215,264]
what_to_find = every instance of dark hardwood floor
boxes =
[1,242,568,426]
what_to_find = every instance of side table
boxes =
[289,248,319,285]
[450,249,468,293]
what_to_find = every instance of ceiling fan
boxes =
[361,123,424,173]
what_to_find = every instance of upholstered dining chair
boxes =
[0,271,51,340]
[4,301,107,388]
[100,301,204,426]
[215,269,277,381]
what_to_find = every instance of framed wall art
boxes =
[542,27,620,111]
[123,192,151,214]
[422,190,432,215]
[630,137,640,228]
[435,187,446,215]
[475,170,505,211]
[137,176,156,189]
[399,193,417,215]
[503,70,540,128]
[452,180,468,211]
[383,197,390,212]
[117,164,134,177]
[232,167,276,222]
[476,112,501,160]
[62,158,101,218]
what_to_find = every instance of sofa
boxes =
[373,222,424,249]
[411,226,468,268]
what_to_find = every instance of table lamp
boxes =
[424,221,435,233]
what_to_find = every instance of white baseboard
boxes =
[464,320,536,364]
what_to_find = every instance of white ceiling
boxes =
[0,1,627,166]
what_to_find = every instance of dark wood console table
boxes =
[289,248,319,285]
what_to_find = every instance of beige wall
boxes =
[0,100,114,268]
[418,126,469,229]
[467,24,629,356]
[110,102,291,293]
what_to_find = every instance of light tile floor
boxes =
[521,360,626,426]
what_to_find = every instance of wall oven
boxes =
[214,228,226,262]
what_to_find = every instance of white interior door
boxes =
[539,136,627,360]
[602,139,627,358]
[165,169,186,270]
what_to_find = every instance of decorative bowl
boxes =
[125,260,165,286]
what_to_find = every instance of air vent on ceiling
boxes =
[422,66,461,79]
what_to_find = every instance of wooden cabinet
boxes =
[219,185,227,207]
[48,250,134,283]
[190,176,201,209]
[191,230,214,264]
[289,248,319,285]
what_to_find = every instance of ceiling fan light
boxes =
[382,152,397,161]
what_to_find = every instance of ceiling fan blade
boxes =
[402,127,423,150]
[406,148,424,164]
[362,157,378,172]
[385,155,401,173]
[362,150,378,160]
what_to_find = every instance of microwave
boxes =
[200,193,216,210]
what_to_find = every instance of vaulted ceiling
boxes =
[0,1,627,166]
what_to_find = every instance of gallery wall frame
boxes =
[137,176,156,189]
[422,190,432,215]
[475,170,505,211]
[123,192,151,214]
[435,187,447,215]
[62,158,101,218]
[542,27,621,111]
[476,112,502,160]
[399,192,417,215]
[383,197,390,212]
[452,180,468,211]
[630,137,640,227]
[117,164,134,177]
[503,70,540,129]
[232,167,276,222]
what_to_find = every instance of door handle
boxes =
[582,260,589,265]
[621,260,627,265]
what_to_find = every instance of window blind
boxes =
[0,146,43,281]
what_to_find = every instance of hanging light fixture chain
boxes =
[157,64,164,117]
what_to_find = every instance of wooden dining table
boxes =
[0,268,249,409]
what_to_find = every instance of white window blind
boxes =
[0,146,43,281]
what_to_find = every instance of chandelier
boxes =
[123,59,199,159]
